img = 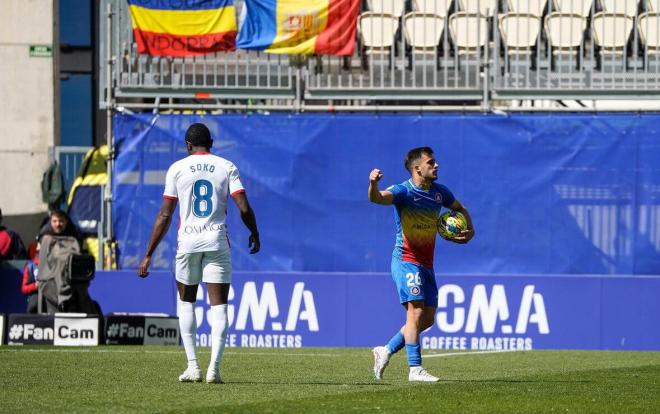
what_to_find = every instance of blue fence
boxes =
[113,113,660,275]
[87,270,660,351]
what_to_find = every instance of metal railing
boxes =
[101,0,297,106]
[492,0,660,100]
[48,146,92,196]
[100,0,660,111]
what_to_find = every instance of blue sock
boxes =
[405,343,421,367]
[386,332,405,354]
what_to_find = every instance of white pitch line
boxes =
[424,349,519,358]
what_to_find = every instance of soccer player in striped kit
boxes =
[368,147,474,382]
[138,123,260,384]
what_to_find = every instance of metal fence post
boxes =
[482,8,491,111]
[105,2,115,253]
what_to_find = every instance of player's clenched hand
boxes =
[138,256,151,278]
[369,169,383,183]
[249,233,260,254]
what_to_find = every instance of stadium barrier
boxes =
[88,270,660,351]
[0,261,29,315]
[105,314,179,345]
[5,314,101,346]
[1,271,658,350]
[113,113,660,276]
[0,313,180,347]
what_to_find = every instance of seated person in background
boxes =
[38,210,83,251]
[21,244,40,313]
[0,208,27,260]
[37,210,97,315]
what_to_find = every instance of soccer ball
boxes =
[438,210,467,239]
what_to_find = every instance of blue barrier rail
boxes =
[3,268,658,350]
[86,270,660,351]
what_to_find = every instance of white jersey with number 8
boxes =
[163,152,244,254]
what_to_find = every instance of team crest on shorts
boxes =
[435,193,443,204]
[410,286,421,295]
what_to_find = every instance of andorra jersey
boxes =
[163,152,244,254]
[388,179,456,268]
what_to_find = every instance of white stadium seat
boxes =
[600,0,639,18]
[554,0,594,17]
[592,12,635,56]
[449,12,489,55]
[368,0,406,18]
[506,0,552,18]
[638,12,660,55]
[359,12,400,53]
[460,0,500,16]
[404,12,445,52]
[413,0,454,18]
[499,13,542,55]
[545,12,587,54]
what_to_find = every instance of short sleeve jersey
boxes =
[163,152,245,254]
[387,179,456,268]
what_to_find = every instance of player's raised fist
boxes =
[370,169,383,183]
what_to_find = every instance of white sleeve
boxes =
[228,163,245,197]
[163,164,178,199]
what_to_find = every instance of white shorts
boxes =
[175,250,232,285]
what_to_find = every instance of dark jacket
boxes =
[0,226,27,260]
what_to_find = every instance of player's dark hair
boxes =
[185,123,213,148]
[405,147,434,173]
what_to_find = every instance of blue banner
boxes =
[88,270,660,351]
[112,113,660,274]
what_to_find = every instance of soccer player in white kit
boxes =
[138,123,260,384]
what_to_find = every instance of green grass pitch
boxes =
[1,346,659,413]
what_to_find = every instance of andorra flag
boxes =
[236,0,360,55]
[127,0,237,56]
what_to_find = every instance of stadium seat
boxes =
[554,0,594,17]
[413,0,454,17]
[600,0,639,18]
[460,0,500,16]
[545,12,587,68]
[449,12,489,55]
[499,13,542,56]
[506,0,552,17]
[545,13,587,54]
[638,12,660,56]
[404,12,445,52]
[592,12,635,57]
[368,0,406,18]
[358,12,400,62]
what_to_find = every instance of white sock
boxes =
[178,299,198,368]
[209,304,229,370]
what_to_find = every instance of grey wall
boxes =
[0,0,56,244]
